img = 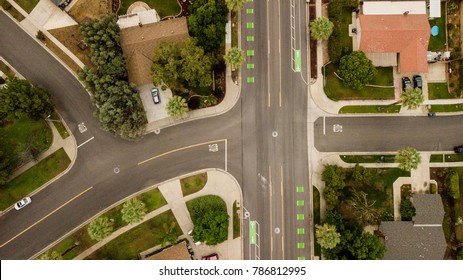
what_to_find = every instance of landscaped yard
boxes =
[428,83,453,99]
[13,0,39,13]
[40,186,168,259]
[429,103,463,112]
[324,64,395,100]
[48,25,94,69]
[339,105,401,114]
[86,210,182,260]
[118,0,181,18]
[68,0,112,23]
[428,2,446,52]
[180,172,207,196]
[0,148,70,211]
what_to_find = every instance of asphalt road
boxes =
[0,11,243,259]
[314,115,463,152]
[241,0,311,260]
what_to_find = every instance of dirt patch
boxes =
[177,0,190,17]
[42,36,81,74]
[68,0,112,23]
[48,25,94,69]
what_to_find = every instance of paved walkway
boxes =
[74,169,242,260]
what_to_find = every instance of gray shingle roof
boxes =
[379,221,447,260]
[412,194,445,225]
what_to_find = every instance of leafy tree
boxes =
[315,223,341,249]
[323,210,385,260]
[352,163,374,184]
[225,0,246,12]
[456,247,463,260]
[79,15,146,139]
[87,216,113,241]
[0,147,19,185]
[310,17,334,40]
[396,147,421,171]
[338,51,377,90]
[224,47,246,71]
[188,0,228,53]
[447,171,460,199]
[39,251,62,260]
[166,96,189,119]
[400,198,416,221]
[347,189,381,225]
[400,87,424,110]
[152,38,213,92]
[192,210,229,245]
[0,78,54,121]
[322,165,346,210]
[350,232,386,260]
[121,198,147,224]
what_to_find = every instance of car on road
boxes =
[188,229,202,245]
[413,75,423,90]
[151,88,160,104]
[402,76,412,91]
[455,146,463,153]
[14,197,31,210]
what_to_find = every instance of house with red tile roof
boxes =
[355,1,431,73]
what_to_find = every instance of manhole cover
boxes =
[114,167,120,174]
[274,227,280,234]
[272,131,278,137]
[154,128,161,134]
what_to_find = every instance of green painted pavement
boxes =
[247,50,254,56]
[249,220,256,244]
[295,49,301,72]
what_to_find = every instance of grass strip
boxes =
[0,148,70,211]
[340,154,396,163]
[339,105,401,114]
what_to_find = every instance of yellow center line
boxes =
[0,186,93,248]
[137,139,226,166]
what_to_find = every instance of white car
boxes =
[14,197,31,210]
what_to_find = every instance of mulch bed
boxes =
[309,4,317,80]
[177,0,191,17]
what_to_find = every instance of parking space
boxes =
[137,83,172,123]
[393,67,427,99]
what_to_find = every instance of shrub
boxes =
[400,198,416,221]
[430,183,437,194]
[447,171,460,199]
[36,31,46,41]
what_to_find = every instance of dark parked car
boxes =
[402,76,412,91]
[455,146,463,153]
[413,75,423,89]
[151,88,160,104]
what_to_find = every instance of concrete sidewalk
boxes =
[74,169,242,260]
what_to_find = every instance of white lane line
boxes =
[77,136,94,148]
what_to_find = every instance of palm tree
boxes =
[315,224,341,249]
[224,47,246,71]
[347,189,381,225]
[396,147,421,171]
[309,17,334,40]
[225,0,246,12]
[166,96,189,119]
[400,87,424,109]
[87,216,113,241]
[121,198,147,224]
[156,221,178,247]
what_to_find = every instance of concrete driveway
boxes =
[138,83,172,123]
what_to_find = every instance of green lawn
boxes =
[0,148,70,210]
[312,186,321,257]
[428,2,446,52]
[0,59,16,79]
[13,0,39,13]
[180,173,207,197]
[428,83,453,99]
[430,154,444,163]
[428,103,463,112]
[139,188,167,212]
[0,117,52,156]
[324,64,395,100]
[339,105,401,114]
[340,155,396,163]
[118,0,181,18]
[50,112,69,139]
[87,210,181,260]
